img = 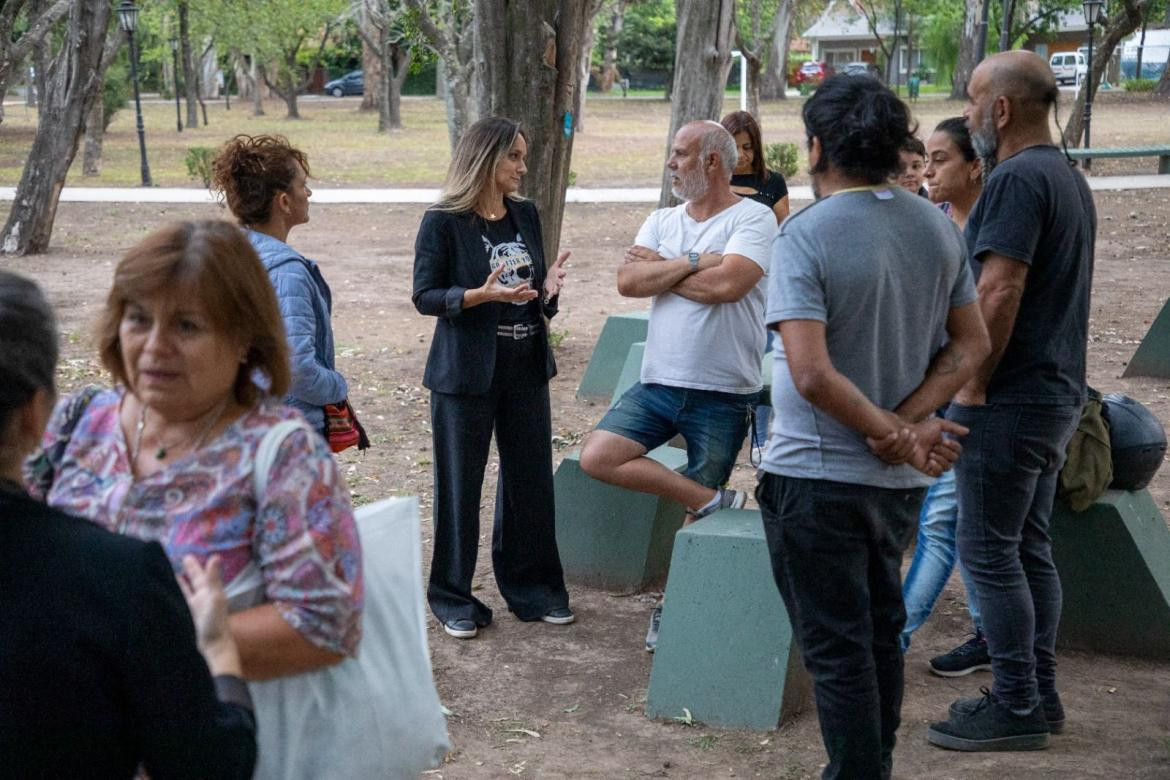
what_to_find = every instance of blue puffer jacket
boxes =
[248,229,347,431]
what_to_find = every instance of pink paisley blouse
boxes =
[27,388,362,657]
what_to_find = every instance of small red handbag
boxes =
[323,399,370,453]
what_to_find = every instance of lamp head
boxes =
[1082,0,1105,26]
[117,0,139,34]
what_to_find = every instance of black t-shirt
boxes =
[964,145,1095,405]
[730,170,788,211]
[480,211,539,325]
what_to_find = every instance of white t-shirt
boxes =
[633,197,777,394]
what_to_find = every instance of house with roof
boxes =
[802,0,923,81]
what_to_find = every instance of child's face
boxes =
[896,149,926,193]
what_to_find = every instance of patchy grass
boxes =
[2,91,1169,189]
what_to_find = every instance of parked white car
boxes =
[1050,51,1088,85]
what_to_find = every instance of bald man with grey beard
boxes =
[926,50,1096,753]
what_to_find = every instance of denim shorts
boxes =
[597,382,758,488]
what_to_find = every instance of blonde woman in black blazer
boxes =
[412,117,572,639]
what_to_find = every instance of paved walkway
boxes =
[0,175,1165,206]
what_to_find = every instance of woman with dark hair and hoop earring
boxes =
[412,116,573,639]
[720,110,790,224]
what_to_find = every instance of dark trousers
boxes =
[948,402,1079,710]
[427,335,569,625]
[757,473,924,780]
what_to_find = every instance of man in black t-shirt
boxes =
[926,50,1095,753]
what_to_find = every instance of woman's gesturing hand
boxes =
[543,250,570,303]
[477,262,539,305]
[179,554,243,676]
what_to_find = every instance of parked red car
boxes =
[795,61,835,86]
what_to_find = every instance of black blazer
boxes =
[412,198,559,395]
[0,489,256,779]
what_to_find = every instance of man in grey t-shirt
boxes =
[758,76,988,779]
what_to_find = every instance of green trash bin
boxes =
[908,74,921,100]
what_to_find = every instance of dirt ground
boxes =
[3,188,1170,779]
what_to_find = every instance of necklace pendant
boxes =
[155,447,167,460]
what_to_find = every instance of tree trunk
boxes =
[745,53,761,117]
[574,0,606,132]
[1135,9,1148,79]
[406,0,477,151]
[1063,1,1145,147]
[473,0,593,264]
[1154,46,1170,97]
[179,2,199,128]
[388,45,410,129]
[249,55,265,116]
[0,0,71,126]
[952,0,980,99]
[361,36,381,111]
[761,0,794,101]
[658,0,735,207]
[82,86,103,176]
[600,0,627,91]
[2,0,112,256]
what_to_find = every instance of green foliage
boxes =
[102,60,132,132]
[610,0,675,74]
[1123,78,1159,92]
[764,142,798,179]
[548,328,568,349]
[184,147,215,188]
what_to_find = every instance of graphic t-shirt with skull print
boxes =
[482,213,539,324]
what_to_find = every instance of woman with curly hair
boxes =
[211,135,351,445]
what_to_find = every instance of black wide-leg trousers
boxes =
[427,335,570,625]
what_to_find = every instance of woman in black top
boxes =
[0,271,255,779]
[412,117,573,639]
[721,110,790,224]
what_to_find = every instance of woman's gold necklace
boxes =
[132,400,229,462]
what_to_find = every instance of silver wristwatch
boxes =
[687,251,700,272]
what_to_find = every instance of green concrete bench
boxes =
[1123,297,1170,378]
[1051,489,1170,660]
[576,310,650,399]
[646,508,810,730]
[554,444,689,591]
[1066,146,1170,174]
[610,341,646,408]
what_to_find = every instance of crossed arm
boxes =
[616,246,763,304]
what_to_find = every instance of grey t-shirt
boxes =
[762,186,977,489]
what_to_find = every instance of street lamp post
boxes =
[1081,0,1106,171]
[117,0,152,187]
[170,37,183,133]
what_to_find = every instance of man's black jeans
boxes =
[948,402,1080,711]
[757,473,924,780]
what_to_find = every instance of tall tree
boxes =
[356,0,412,131]
[952,0,983,99]
[473,0,594,264]
[599,0,629,91]
[178,1,200,127]
[82,29,128,176]
[406,0,476,150]
[1,0,113,256]
[658,0,735,206]
[0,0,70,126]
[735,0,784,115]
[574,0,607,131]
[1062,0,1150,145]
[760,0,795,100]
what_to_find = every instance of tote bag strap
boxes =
[253,419,306,498]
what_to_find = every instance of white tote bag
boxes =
[226,421,450,779]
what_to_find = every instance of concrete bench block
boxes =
[577,310,650,399]
[1123,298,1170,378]
[610,341,646,408]
[554,445,689,591]
[1052,489,1170,659]
[646,509,810,730]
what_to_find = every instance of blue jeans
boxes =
[947,402,1080,711]
[757,473,924,780]
[900,470,982,650]
[598,382,758,488]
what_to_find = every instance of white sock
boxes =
[692,489,722,514]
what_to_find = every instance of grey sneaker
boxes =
[645,605,662,652]
[929,632,992,677]
[691,488,747,521]
[928,690,1049,751]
